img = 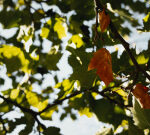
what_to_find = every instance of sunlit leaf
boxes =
[18,0,24,5]
[0,45,30,73]
[143,12,150,22]
[129,54,149,65]
[54,18,66,39]
[79,107,93,118]
[96,127,113,135]
[26,91,39,107]
[40,27,50,39]
[88,48,113,86]
[69,34,84,48]
[40,106,57,120]
[10,89,20,100]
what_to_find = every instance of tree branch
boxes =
[38,86,128,114]
[94,0,150,81]
[38,90,84,114]
[0,94,38,116]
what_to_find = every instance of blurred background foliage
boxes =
[0,0,150,134]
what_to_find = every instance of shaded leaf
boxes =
[91,98,126,128]
[43,127,61,135]
[67,46,96,88]
[128,119,144,135]
[132,83,150,109]
[99,10,110,32]
[132,97,150,129]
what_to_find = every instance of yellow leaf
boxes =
[129,54,149,66]
[88,48,113,86]
[54,18,66,39]
[10,89,20,100]
[143,12,150,22]
[37,99,49,111]
[79,107,93,118]
[26,91,39,107]
[99,9,110,32]
[37,9,45,15]
[40,27,50,39]
[18,0,24,5]
[0,45,30,73]
[40,106,57,120]
[69,34,84,48]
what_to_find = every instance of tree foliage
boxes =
[0,0,150,134]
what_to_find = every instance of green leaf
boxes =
[56,79,75,99]
[128,119,144,135]
[0,45,30,73]
[67,46,96,88]
[132,97,150,129]
[0,78,5,85]
[43,127,61,135]
[0,102,11,112]
[19,114,35,135]
[91,98,126,128]
[39,48,62,71]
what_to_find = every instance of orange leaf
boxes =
[88,48,113,86]
[132,83,150,109]
[99,9,110,32]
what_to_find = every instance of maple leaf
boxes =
[88,48,113,86]
[132,83,150,109]
[99,9,110,32]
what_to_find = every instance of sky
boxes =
[0,1,150,135]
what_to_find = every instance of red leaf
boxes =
[132,83,150,109]
[99,9,110,32]
[88,48,113,86]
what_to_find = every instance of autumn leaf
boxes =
[88,48,113,86]
[132,83,150,109]
[99,9,110,32]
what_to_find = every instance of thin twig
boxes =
[92,89,130,108]
[33,115,46,130]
